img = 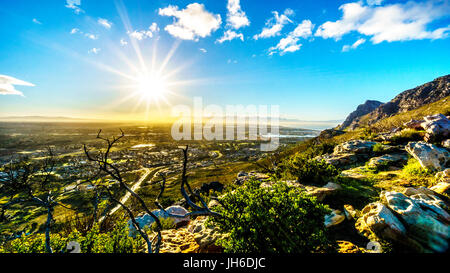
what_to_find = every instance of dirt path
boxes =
[99,167,161,222]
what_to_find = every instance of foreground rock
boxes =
[356,189,450,252]
[128,206,190,237]
[421,114,450,142]
[235,171,270,185]
[325,209,345,228]
[157,228,200,253]
[337,241,366,253]
[317,140,378,168]
[405,141,449,171]
[187,216,226,253]
[367,154,408,169]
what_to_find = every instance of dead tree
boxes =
[83,129,162,253]
[154,146,221,218]
[83,130,221,253]
[1,148,73,253]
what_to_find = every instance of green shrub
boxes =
[211,179,337,253]
[277,153,339,186]
[372,143,387,154]
[0,220,143,253]
[390,129,424,144]
[402,158,433,177]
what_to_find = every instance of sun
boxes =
[136,74,167,101]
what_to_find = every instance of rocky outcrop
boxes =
[421,114,450,142]
[334,140,377,154]
[338,100,383,130]
[337,241,366,253]
[367,154,408,169]
[187,216,226,253]
[343,204,359,220]
[325,209,345,228]
[405,141,449,171]
[346,75,450,130]
[157,228,200,253]
[356,189,450,252]
[128,206,190,237]
[235,171,270,185]
[317,140,377,168]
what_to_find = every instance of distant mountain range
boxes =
[0,115,342,130]
[0,116,96,122]
[339,74,450,130]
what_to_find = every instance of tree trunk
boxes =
[45,206,53,253]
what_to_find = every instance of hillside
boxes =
[341,74,450,130]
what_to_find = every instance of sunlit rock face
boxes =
[356,189,450,253]
[406,141,449,171]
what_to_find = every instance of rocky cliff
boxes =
[341,74,450,130]
[338,100,383,130]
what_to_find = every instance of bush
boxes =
[390,129,424,144]
[372,143,387,154]
[0,219,144,253]
[211,179,337,253]
[402,158,433,177]
[277,153,339,186]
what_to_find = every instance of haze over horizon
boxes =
[1,0,449,122]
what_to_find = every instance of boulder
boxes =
[421,114,450,141]
[404,119,424,130]
[128,206,190,237]
[324,209,345,228]
[235,171,269,185]
[157,228,200,253]
[405,141,449,171]
[317,153,361,168]
[381,191,450,252]
[430,182,450,195]
[187,216,226,253]
[337,241,366,253]
[343,204,359,220]
[333,140,377,155]
[356,202,407,244]
[435,168,450,183]
[367,154,408,169]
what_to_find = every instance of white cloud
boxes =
[128,23,159,41]
[88,48,101,54]
[159,3,222,41]
[226,0,250,29]
[120,39,128,46]
[315,2,369,40]
[269,20,314,55]
[0,75,35,97]
[216,30,244,43]
[199,48,207,53]
[66,0,84,14]
[98,18,113,29]
[253,9,294,40]
[342,38,366,51]
[70,28,80,34]
[85,33,98,40]
[316,1,450,43]
[32,18,42,25]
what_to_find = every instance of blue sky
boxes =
[0,0,449,122]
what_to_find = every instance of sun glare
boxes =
[136,75,167,100]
